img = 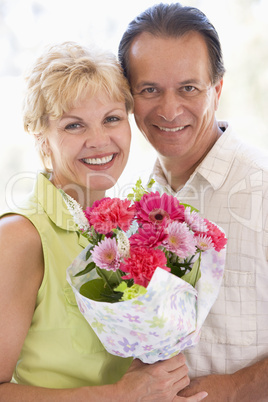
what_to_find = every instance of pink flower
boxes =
[135,192,185,226]
[84,197,111,225]
[129,223,168,248]
[88,198,136,234]
[195,234,214,251]
[163,221,197,258]
[91,237,121,271]
[184,207,207,232]
[120,246,169,287]
[201,219,227,252]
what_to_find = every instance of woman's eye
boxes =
[105,116,120,123]
[65,123,81,130]
[64,122,85,133]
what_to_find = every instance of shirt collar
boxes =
[152,122,241,192]
[34,173,89,247]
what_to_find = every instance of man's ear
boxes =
[214,79,223,111]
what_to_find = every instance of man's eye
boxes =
[184,86,196,92]
[143,87,156,93]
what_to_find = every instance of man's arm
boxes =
[178,357,268,401]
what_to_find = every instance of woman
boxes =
[0,42,208,401]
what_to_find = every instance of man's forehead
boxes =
[128,31,211,85]
[129,31,207,54]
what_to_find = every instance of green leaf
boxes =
[127,178,155,202]
[79,278,122,303]
[74,261,96,277]
[181,203,199,213]
[86,248,92,260]
[95,267,121,290]
[147,178,155,189]
[114,281,128,293]
[181,255,201,288]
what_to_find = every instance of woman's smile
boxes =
[80,153,117,170]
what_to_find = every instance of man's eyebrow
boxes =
[179,79,203,86]
[133,79,204,90]
[133,81,158,90]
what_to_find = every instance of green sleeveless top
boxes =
[2,173,132,388]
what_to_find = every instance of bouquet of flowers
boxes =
[65,180,227,363]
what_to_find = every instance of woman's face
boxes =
[45,91,131,207]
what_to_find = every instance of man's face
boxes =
[128,31,223,167]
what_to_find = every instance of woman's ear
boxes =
[42,139,51,156]
[35,134,51,157]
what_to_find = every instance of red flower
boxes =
[129,223,168,248]
[87,198,136,234]
[135,192,185,226]
[195,219,227,252]
[120,246,169,288]
[84,197,111,225]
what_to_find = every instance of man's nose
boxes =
[157,90,184,122]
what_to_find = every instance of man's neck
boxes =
[159,158,199,192]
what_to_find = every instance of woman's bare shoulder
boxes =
[0,213,41,243]
[0,214,44,282]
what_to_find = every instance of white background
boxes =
[1,0,267,210]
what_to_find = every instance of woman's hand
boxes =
[115,354,208,401]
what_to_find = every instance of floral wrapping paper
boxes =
[66,244,225,363]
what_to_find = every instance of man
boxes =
[118,3,268,401]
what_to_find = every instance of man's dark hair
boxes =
[118,2,225,84]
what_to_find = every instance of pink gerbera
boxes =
[163,221,197,258]
[91,237,121,271]
[184,206,207,232]
[196,219,227,252]
[195,234,214,251]
[129,223,168,248]
[88,198,136,234]
[135,192,185,226]
[120,246,169,287]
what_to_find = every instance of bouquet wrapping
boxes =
[65,180,227,363]
[67,246,225,363]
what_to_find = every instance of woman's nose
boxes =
[84,127,110,148]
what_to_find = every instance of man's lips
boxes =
[157,125,187,132]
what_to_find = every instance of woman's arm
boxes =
[0,215,207,402]
[0,215,44,384]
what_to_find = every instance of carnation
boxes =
[89,198,136,234]
[84,197,111,226]
[120,246,169,287]
[202,219,227,252]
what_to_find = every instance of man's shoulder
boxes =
[218,122,268,171]
[235,139,268,172]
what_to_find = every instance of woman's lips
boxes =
[80,153,117,170]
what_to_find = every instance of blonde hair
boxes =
[23,41,133,170]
